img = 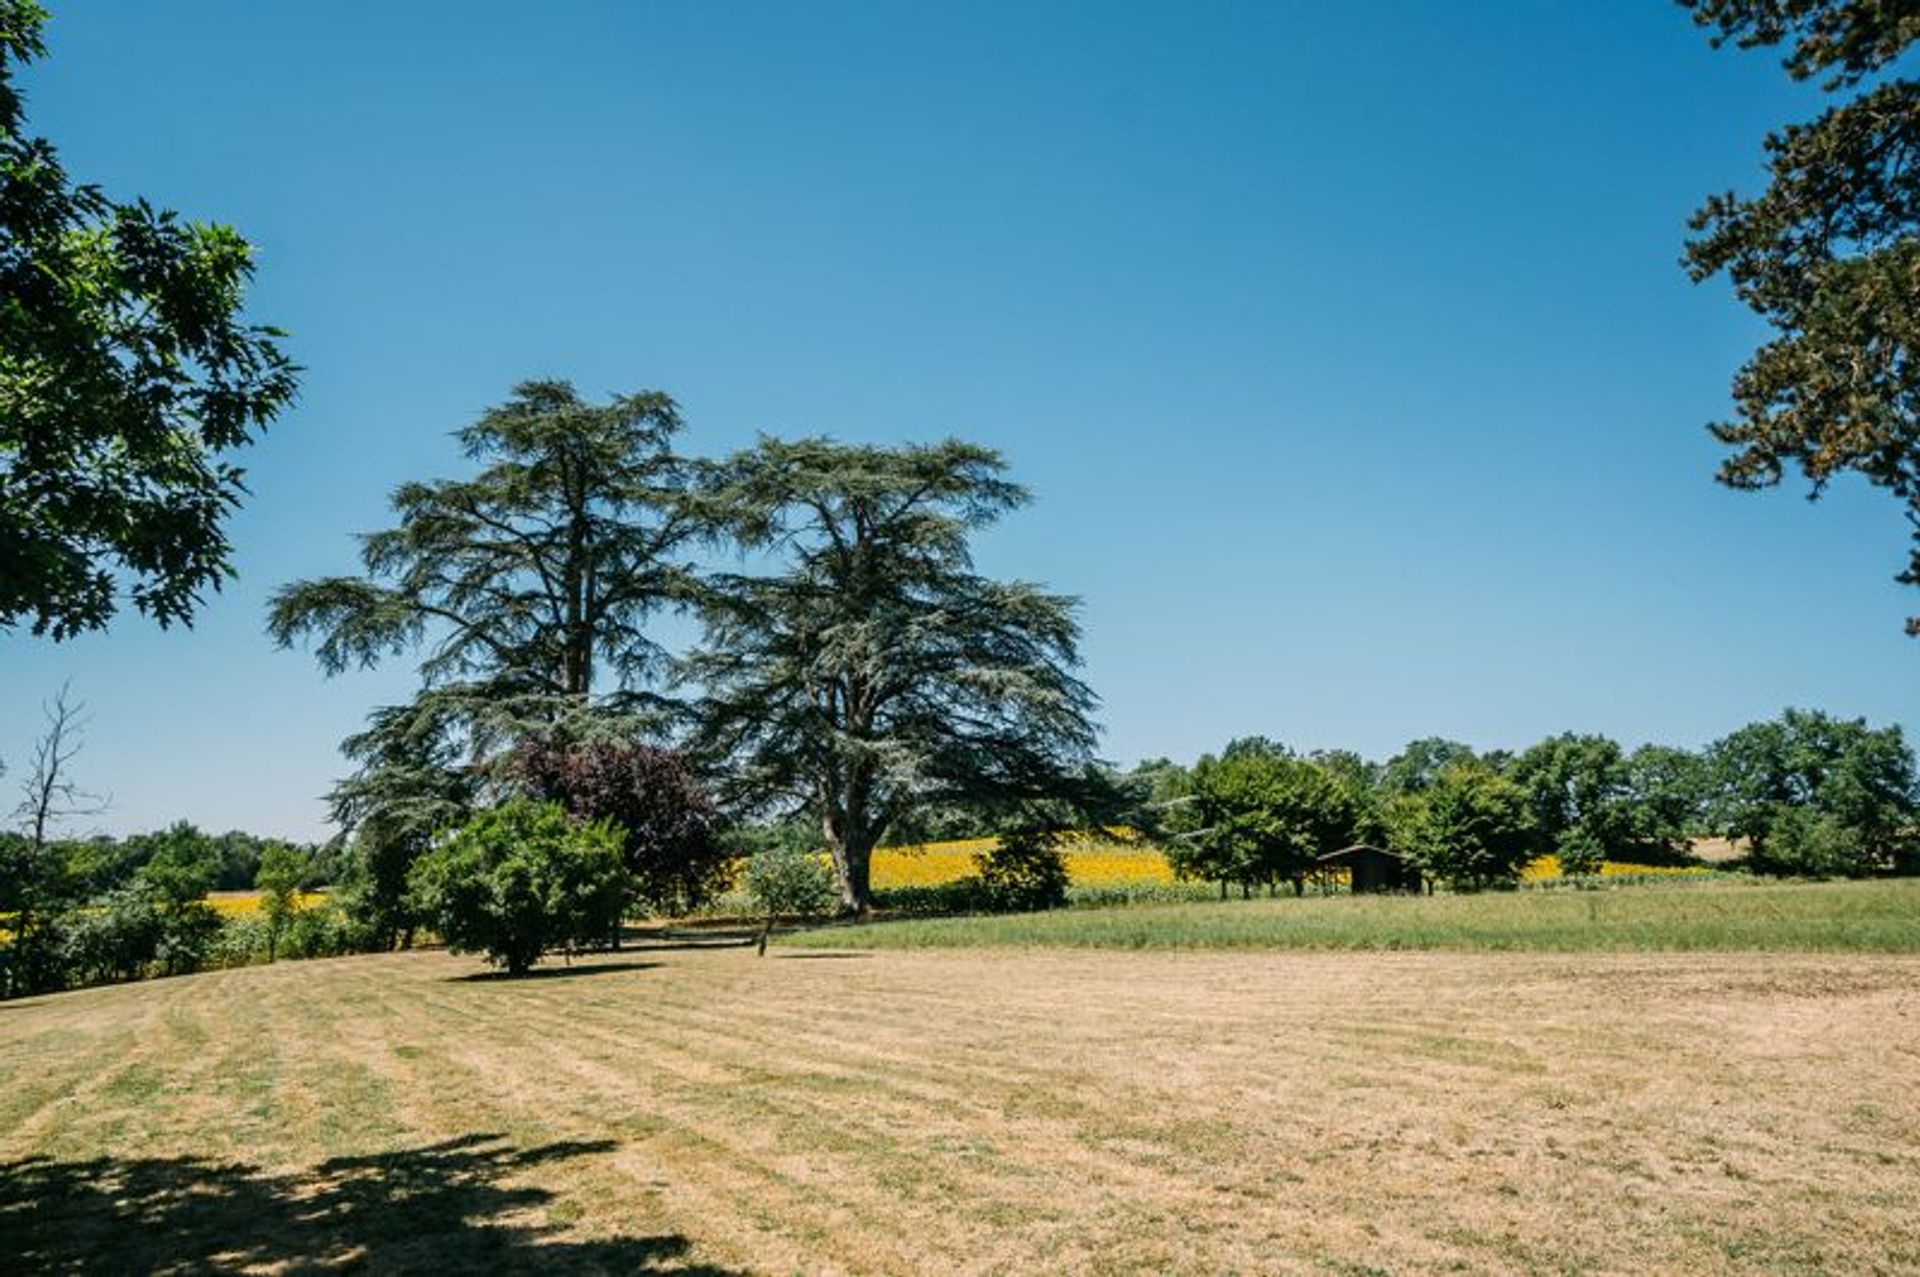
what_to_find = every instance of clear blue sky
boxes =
[4,1,1914,842]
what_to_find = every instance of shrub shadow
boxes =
[452,960,663,983]
[622,927,760,952]
[0,1132,747,1275]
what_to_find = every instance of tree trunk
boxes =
[824,809,876,915]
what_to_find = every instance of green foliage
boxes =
[1379,738,1478,796]
[1683,1,1920,631]
[55,869,221,985]
[59,881,163,986]
[725,814,819,860]
[1388,762,1537,891]
[134,842,223,978]
[1702,707,1918,875]
[1168,745,1362,896]
[0,0,297,638]
[331,820,431,952]
[271,381,707,910]
[1555,827,1607,878]
[407,801,627,975]
[1619,744,1709,860]
[270,379,702,725]
[32,824,311,899]
[1309,749,1385,843]
[690,435,1099,914]
[1509,733,1671,868]
[56,834,143,899]
[742,847,837,921]
[254,842,308,961]
[508,734,730,917]
[973,830,1071,912]
[137,828,218,908]
[212,901,364,968]
[1512,734,1623,842]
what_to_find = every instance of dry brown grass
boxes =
[3,943,1919,1274]
[1688,837,1751,865]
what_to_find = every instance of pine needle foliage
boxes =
[687,436,1100,913]
[1684,1,1920,630]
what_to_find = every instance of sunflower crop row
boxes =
[204,891,331,917]
[1521,856,1716,882]
[872,835,1172,889]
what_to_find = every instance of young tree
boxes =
[323,696,480,950]
[407,800,627,976]
[0,1,297,639]
[973,827,1073,912]
[134,827,223,977]
[742,845,837,956]
[1684,2,1920,632]
[253,842,308,962]
[689,437,1100,914]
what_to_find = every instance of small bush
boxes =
[408,801,628,975]
[974,831,1070,912]
[743,847,837,954]
[743,847,836,918]
[1556,829,1606,878]
[1754,807,1876,878]
[61,882,164,985]
[282,901,367,959]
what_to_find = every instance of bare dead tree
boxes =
[3,684,106,996]
[14,682,105,850]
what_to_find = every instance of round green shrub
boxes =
[407,800,627,975]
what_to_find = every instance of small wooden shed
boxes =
[1315,844,1424,895]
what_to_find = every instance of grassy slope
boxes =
[786,877,1920,952]
[4,944,1920,1274]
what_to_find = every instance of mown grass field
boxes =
[5,925,1920,1274]
[785,877,1920,953]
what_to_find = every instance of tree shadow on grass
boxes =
[452,960,663,983]
[0,1132,748,1275]
[621,928,760,952]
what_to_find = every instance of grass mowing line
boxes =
[8,947,1920,1272]
[780,877,1920,952]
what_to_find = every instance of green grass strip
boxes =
[781,878,1920,953]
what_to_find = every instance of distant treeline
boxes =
[0,823,343,1000]
[0,822,331,899]
[1120,707,1918,897]
[4,706,1912,999]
